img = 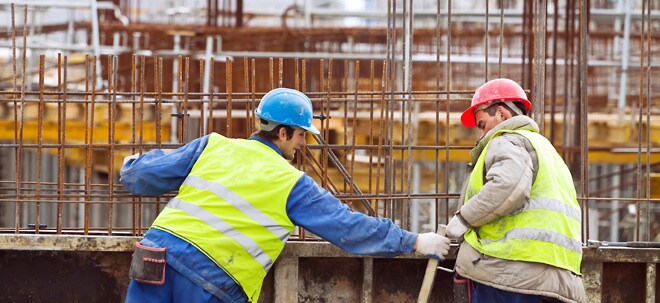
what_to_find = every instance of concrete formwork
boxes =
[0,235,657,302]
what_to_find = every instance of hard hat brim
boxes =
[461,98,531,128]
[303,124,320,135]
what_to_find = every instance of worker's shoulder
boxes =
[491,131,530,148]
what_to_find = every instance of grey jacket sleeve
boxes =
[460,134,536,227]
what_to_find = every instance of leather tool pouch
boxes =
[129,242,167,285]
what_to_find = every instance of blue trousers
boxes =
[471,281,548,303]
[125,264,226,303]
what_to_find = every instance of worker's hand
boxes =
[415,233,450,260]
[446,215,469,239]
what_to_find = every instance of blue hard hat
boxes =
[255,88,320,134]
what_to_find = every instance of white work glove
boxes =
[446,215,469,239]
[415,233,450,260]
[123,153,141,166]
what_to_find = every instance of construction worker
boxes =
[446,78,586,303]
[121,87,451,303]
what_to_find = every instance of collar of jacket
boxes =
[249,136,283,157]
[469,115,540,165]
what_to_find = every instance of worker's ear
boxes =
[497,106,512,120]
[277,126,288,141]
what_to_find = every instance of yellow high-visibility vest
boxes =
[463,129,582,274]
[152,133,303,302]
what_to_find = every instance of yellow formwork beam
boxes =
[0,119,170,173]
[0,120,169,144]
[328,111,660,165]
[651,174,660,199]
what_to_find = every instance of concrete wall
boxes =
[0,235,657,302]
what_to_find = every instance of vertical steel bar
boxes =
[182,57,190,143]
[131,54,138,235]
[434,0,442,226]
[325,59,333,189]
[644,0,652,242]
[226,59,233,137]
[107,55,117,235]
[384,0,394,218]
[208,57,215,135]
[57,54,66,234]
[526,2,534,90]
[498,0,503,78]
[35,55,45,233]
[343,59,349,193]
[368,60,375,196]
[578,0,589,242]
[635,0,646,241]
[14,4,29,233]
[242,58,249,135]
[294,58,305,171]
[349,61,359,201]
[388,0,398,220]
[155,56,164,214]
[199,60,206,138]
[533,0,547,133]
[156,56,163,148]
[320,59,328,189]
[269,57,274,90]
[521,1,529,87]
[445,0,452,224]
[562,0,572,160]
[137,56,146,234]
[10,3,18,233]
[299,58,308,239]
[376,61,387,217]
[177,55,184,143]
[139,55,146,157]
[404,0,414,230]
[550,0,559,144]
[84,55,97,235]
[250,58,256,133]
[294,58,300,91]
[301,59,307,93]
[278,58,283,88]
[485,0,489,81]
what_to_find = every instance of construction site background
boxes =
[0,0,658,302]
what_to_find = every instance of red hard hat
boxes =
[460,78,531,128]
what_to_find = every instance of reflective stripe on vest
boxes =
[151,133,303,302]
[463,129,582,275]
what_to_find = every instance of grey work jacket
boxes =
[455,115,587,303]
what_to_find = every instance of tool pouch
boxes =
[129,242,167,285]
[453,273,470,303]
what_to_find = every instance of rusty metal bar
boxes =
[108,55,117,235]
[644,0,652,243]
[484,0,489,81]
[444,0,452,226]
[533,0,547,133]
[56,54,65,233]
[35,54,44,233]
[579,0,590,242]
[226,58,233,137]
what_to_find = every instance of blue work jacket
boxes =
[120,134,417,302]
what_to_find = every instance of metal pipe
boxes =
[617,0,632,111]
[202,36,213,134]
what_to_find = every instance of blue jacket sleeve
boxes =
[286,175,417,257]
[119,136,209,196]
